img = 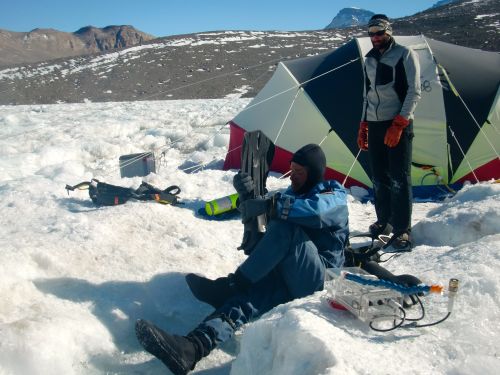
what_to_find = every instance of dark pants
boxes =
[368,120,413,234]
[196,220,333,348]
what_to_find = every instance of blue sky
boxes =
[2,0,439,36]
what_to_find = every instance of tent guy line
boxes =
[240,58,361,115]
[224,35,499,195]
[436,63,499,160]
[102,57,361,179]
[139,56,286,102]
[447,125,480,183]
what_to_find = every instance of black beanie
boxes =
[291,144,326,193]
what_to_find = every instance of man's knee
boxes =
[266,219,295,234]
[268,220,310,245]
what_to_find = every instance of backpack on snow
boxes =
[65,179,181,206]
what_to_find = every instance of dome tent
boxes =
[223,36,500,196]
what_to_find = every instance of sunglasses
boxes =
[368,30,386,37]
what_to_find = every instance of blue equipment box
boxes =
[119,152,156,178]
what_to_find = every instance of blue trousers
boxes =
[197,220,326,347]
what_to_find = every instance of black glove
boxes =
[233,172,254,199]
[239,198,272,223]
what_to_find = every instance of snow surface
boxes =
[0,99,499,375]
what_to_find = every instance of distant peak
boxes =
[74,26,98,34]
[325,8,375,29]
[75,25,139,34]
[29,28,59,33]
[102,25,134,30]
[340,7,364,12]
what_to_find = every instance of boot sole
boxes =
[381,244,412,253]
[135,319,189,375]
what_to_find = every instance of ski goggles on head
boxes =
[368,30,387,37]
[368,19,392,36]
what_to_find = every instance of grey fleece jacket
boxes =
[361,38,421,122]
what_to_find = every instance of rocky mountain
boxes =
[432,0,460,8]
[392,0,499,51]
[325,8,375,29]
[0,25,154,67]
[0,0,497,105]
[74,25,154,51]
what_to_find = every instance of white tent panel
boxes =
[233,63,333,154]
[412,41,449,182]
[270,87,371,184]
[321,132,371,185]
[232,63,301,142]
[272,86,331,152]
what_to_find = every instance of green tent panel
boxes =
[224,36,500,195]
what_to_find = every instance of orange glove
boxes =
[357,121,369,151]
[384,115,410,147]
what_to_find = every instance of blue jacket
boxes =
[273,180,349,268]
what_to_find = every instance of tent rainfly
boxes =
[223,36,500,196]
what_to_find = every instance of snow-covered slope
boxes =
[0,100,499,374]
[1,0,498,106]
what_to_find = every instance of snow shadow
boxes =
[295,297,420,341]
[84,352,232,375]
[61,197,102,213]
[179,159,225,174]
[296,298,369,334]
[34,272,215,371]
[181,198,241,221]
[60,193,240,221]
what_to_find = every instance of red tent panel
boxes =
[456,158,500,183]
[223,122,366,187]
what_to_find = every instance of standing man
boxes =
[357,14,421,252]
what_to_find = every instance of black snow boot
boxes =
[186,270,251,309]
[369,221,393,238]
[135,319,211,375]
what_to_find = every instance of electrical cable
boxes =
[403,312,451,328]
[369,305,406,332]
[404,295,425,322]
[377,253,401,263]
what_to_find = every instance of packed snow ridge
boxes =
[0,100,499,374]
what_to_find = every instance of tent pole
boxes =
[240,58,360,115]
[128,58,362,178]
[180,143,244,173]
[342,149,362,187]
[279,128,332,180]
[279,170,292,180]
[179,58,362,177]
[318,131,331,147]
[438,64,499,160]
[447,125,480,183]
[274,88,301,145]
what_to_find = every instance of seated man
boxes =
[135,144,349,375]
